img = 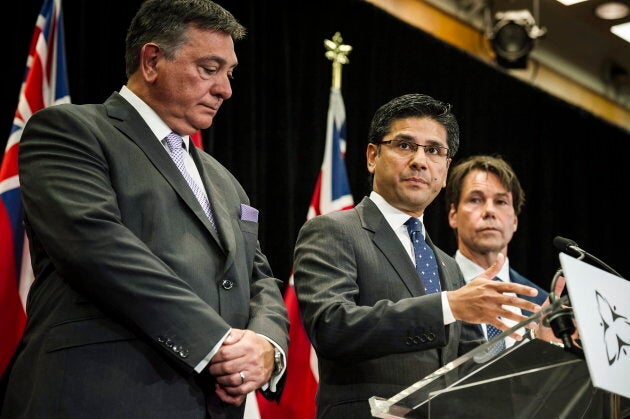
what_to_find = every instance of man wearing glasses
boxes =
[293,93,543,418]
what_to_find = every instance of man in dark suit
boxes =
[445,154,548,349]
[0,1,288,418]
[292,94,543,418]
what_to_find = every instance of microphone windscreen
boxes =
[553,236,578,252]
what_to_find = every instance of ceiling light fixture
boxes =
[555,0,589,5]
[488,9,547,69]
[611,21,630,42]
[595,2,630,20]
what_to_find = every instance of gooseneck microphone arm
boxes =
[544,267,583,357]
[552,236,622,278]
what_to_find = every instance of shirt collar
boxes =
[119,85,190,151]
[369,191,426,235]
[455,250,511,283]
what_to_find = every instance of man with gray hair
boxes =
[1,1,288,417]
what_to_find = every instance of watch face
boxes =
[274,348,284,373]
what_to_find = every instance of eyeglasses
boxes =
[378,139,450,162]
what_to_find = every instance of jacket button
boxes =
[165,339,174,348]
[221,279,234,290]
[179,348,189,358]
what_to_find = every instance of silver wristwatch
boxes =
[273,347,284,375]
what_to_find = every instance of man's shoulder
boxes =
[510,268,549,301]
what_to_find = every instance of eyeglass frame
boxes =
[376,138,451,161]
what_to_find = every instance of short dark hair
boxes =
[367,93,459,158]
[125,0,246,77]
[445,154,525,215]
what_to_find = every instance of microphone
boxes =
[553,236,621,277]
[548,236,623,357]
[552,236,585,260]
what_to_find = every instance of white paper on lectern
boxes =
[559,253,630,399]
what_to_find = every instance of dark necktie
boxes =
[165,132,217,230]
[405,217,441,294]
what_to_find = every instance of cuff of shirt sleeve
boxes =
[441,291,456,325]
[194,328,232,373]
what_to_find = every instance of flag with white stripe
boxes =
[0,0,70,377]
[252,86,354,418]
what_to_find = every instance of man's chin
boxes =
[195,116,214,130]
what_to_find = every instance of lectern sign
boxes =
[560,253,630,399]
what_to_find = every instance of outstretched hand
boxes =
[447,253,542,341]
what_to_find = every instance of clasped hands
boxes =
[208,329,275,406]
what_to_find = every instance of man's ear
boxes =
[140,43,162,82]
[366,144,378,174]
[448,203,457,229]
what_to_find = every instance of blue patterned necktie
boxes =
[486,323,507,354]
[165,132,216,230]
[405,217,441,294]
[486,277,507,353]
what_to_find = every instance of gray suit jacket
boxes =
[1,92,288,419]
[293,197,484,418]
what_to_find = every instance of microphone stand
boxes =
[547,265,583,358]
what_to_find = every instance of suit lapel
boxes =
[104,93,223,251]
[357,197,425,296]
[426,234,456,292]
[190,145,236,266]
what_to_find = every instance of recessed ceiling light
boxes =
[555,0,589,5]
[611,21,630,42]
[595,2,630,20]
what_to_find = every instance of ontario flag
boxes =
[0,0,70,377]
[251,87,354,418]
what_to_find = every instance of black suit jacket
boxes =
[1,92,288,419]
[293,196,484,419]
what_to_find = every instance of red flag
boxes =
[0,0,70,377]
[190,130,204,149]
[252,87,354,418]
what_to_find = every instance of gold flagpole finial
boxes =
[324,32,352,89]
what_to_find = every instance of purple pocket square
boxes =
[240,204,259,222]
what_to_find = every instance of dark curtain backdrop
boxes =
[4,0,629,291]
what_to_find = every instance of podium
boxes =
[369,330,602,418]
[369,254,629,418]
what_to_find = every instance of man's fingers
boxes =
[223,328,246,345]
[214,385,247,406]
[494,281,539,298]
[499,294,541,315]
[554,276,566,297]
[483,253,505,279]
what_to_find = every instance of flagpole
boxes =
[254,34,354,419]
[324,32,352,89]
